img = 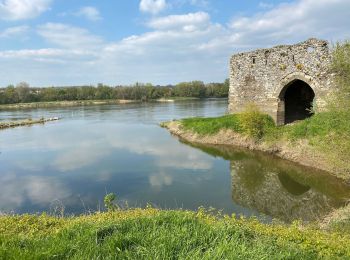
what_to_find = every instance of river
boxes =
[0,99,349,222]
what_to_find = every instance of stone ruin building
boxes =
[229,38,333,125]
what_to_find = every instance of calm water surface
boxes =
[0,100,349,222]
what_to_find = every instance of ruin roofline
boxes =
[231,38,329,59]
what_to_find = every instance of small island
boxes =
[0,117,60,130]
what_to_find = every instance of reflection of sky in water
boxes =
[1,100,243,214]
[0,100,349,221]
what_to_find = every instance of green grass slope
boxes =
[1,209,350,259]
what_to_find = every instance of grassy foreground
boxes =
[1,208,350,259]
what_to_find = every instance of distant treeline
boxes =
[0,80,229,105]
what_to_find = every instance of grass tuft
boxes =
[181,114,242,135]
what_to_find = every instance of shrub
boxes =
[104,193,119,212]
[330,41,350,111]
[238,104,275,139]
[296,64,304,70]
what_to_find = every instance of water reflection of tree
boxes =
[181,141,350,222]
[231,159,265,193]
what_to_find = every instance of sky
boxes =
[0,0,349,87]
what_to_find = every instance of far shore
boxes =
[0,97,226,110]
[0,99,139,110]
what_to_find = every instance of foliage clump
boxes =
[104,193,119,212]
[330,41,350,111]
[238,104,275,139]
[181,104,275,140]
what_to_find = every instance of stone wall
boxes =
[229,38,334,125]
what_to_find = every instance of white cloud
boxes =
[0,0,52,20]
[0,25,29,38]
[229,0,350,46]
[258,2,274,9]
[75,6,102,21]
[2,122,213,174]
[103,124,214,170]
[149,172,173,188]
[0,48,93,59]
[37,23,103,49]
[0,174,71,210]
[0,49,98,85]
[139,0,167,15]
[52,148,110,172]
[99,22,230,84]
[1,0,350,86]
[147,12,210,31]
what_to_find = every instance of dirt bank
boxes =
[162,121,348,180]
[0,117,60,130]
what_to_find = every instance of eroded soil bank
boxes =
[162,121,349,181]
[0,117,60,130]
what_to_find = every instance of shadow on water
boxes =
[180,139,350,223]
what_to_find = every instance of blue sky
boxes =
[0,0,349,87]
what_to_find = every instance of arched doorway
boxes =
[279,80,315,124]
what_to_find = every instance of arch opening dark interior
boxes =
[278,172,310,196]
[282,80,315,124]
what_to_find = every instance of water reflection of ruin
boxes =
[228,152,350,222]
[181,140,350,223]
[231,161,347,222]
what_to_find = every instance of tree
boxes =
[15,82,30,102]
[40,87,58,101]
[78,86,96,100]
[95,85,113,100]
[174,81,206,98]
[4,85,19,104]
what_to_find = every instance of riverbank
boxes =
[0,97,208,110]
[0,117,59,130]
[1,208,349,259]
[161,111,350,181]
